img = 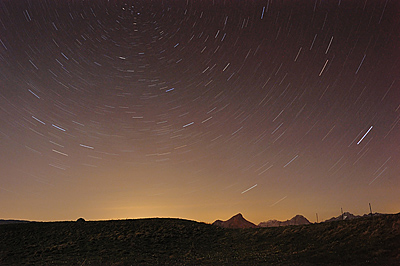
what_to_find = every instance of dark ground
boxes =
[0,213,399,265]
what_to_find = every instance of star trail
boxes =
[0,0,399,223]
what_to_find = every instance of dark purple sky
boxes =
[0,0,399,223]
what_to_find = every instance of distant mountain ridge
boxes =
[212,213,311,229]
[0,219,31,225]
[258,214,311,227]
[212,212,380,229]
[324,212,382,222]
[212,213,257,228]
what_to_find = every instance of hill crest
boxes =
[212,213,257,228]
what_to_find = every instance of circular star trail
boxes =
[0,0,399,222]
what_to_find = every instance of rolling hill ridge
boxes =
[1,213,399,265]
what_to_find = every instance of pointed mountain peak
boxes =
[212,213,256,229]
[233,213,243,218]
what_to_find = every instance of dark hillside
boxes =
[0,219,31,225]
[0,214,399,265]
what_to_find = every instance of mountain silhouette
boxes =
[324,212,360,222]
[258,215,311,227]
[324,212,382,222]
[212,213,257,228]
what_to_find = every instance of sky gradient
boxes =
[0,0,399,224]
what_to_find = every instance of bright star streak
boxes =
[80,144,94,149]
[32,116,45,125]
[284,155,298,168]
[241,184,257,194]
[52,149,68,157]
[357,126,373,145]
[52,124,66,132]
[183,122,194,128]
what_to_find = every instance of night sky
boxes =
[1,0,399,224]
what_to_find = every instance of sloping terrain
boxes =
[0,213,399,265]
[0,219,31,225]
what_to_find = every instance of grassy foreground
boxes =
[0,213,399,265]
